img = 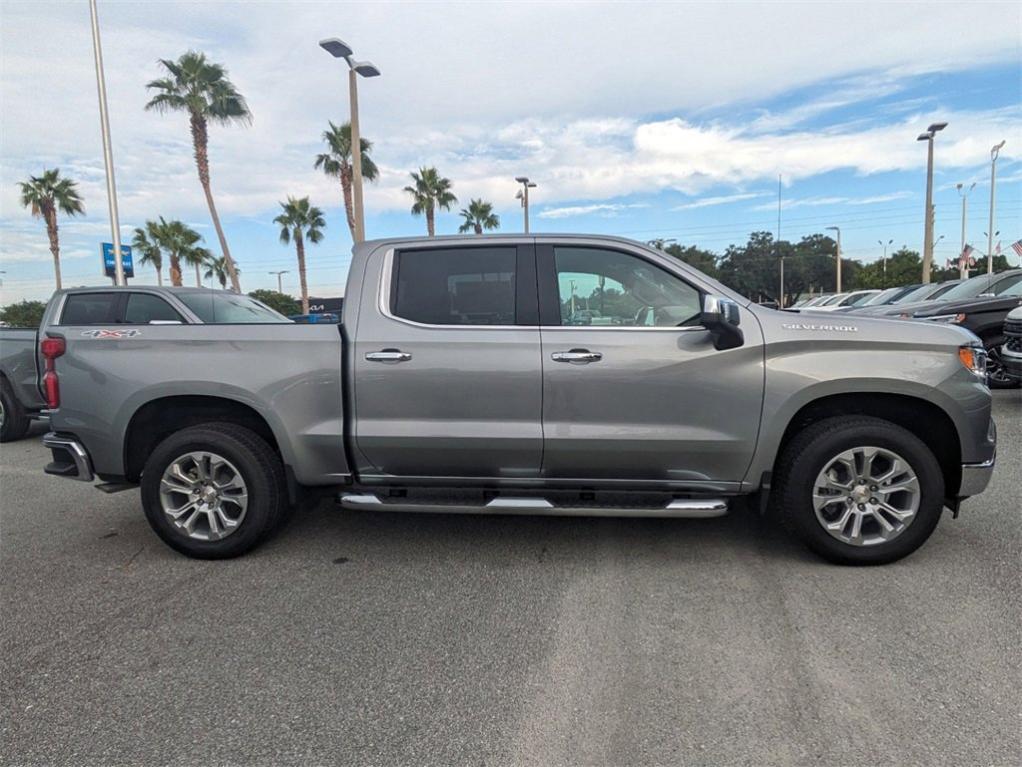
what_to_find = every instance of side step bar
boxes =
[337,494,728,518]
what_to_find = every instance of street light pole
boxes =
[917,121,948,284]
[878,239,893,287]
[956,182,976,279]
[269,270,289,293]
[826,226,842,293]
[88,0,124,286]
[515,176,536,233]
[319,38,380,244]
[987,140,1006,274]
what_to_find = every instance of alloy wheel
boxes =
[812,446,921,547]
[159,451,248,541]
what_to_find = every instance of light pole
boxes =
[269,270,289,293]
[956,182,976,279]
[987,140,1006,274]
[88,0,124,286]
[917,121,948,283]
[515,176,536,233]
[826,226,842,293]
[878,239,893,287]
[319,38,380,244]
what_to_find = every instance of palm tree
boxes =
[458,199,500,235]
[186,246,213,287]
[151,217,204,287]
[203,254,239,289]
[404,167,457,237]
[132,221,164,285]
[145,51,250,292]
[314,121,378,240]
[18,169,85,290]
[274,196,325,314]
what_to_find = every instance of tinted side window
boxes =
[552,247,702,327]
[124,293,184,324]
[60,293,119,325]
[176,292,290,323]
[392,247,517,325]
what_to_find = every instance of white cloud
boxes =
[672,192,772,210]
[538,203,648,220]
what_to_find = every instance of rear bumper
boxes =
[42,432,94,482]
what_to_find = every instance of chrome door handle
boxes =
[365,350,412,363]
[551,349,602,364]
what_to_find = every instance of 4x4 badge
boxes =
[81,329,141,338]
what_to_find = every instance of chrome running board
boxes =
[337,493,728,518]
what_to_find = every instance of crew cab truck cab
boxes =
[39,235,996,565]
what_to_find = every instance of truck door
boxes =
[536,243,764,489]
[352,243,542,480]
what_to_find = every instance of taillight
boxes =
[40,336,65,409]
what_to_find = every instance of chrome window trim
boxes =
[379,247,710,334]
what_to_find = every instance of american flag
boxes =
[1011,240,1022,259]
[959,244,975,268]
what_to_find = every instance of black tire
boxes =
[140,423,287,559]
[983,335,1021,389]
[774,416,945,566]
[0,381,31,443]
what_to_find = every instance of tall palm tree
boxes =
[314,121,378,240]
[18,169,84,290]
[404,167,457,237]
[151,217,204,287]
[145,51,250,292]
[458,199,500,235]
[132,221,164,285]
[203,254,239,289]
[274,196,325,314]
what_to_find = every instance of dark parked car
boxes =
[913,275,1022,388]
[1002,306,1022,381]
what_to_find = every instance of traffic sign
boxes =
[101,243,134,279]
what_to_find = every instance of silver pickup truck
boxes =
[37,235,996,565]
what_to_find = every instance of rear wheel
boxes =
[140,423,286,559]
[0,382,31,443]
[775,416,945,565]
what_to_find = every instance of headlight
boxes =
[926,313,967,324]
[958,345,988,379]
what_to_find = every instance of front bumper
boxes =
[42,432,95,482]
[959,455,995,497]
[1002,347,1022,380]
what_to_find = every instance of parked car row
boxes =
[793,269,1022,388]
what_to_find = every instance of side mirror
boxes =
[701,295,744,350]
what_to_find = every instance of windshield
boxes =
[937,273,1006,301]
[861,287,902,306]
[177,292,292,324]
[845,292,878,306]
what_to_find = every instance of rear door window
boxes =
[60,293,120,325]
[176,292,291,323]
[123,293,185,324]
[391,247,518,325]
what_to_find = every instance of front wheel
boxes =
[984,336,1021,389]
[775,416,945,565]
[140,423,287,559]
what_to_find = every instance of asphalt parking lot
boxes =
[2,390,1019,767]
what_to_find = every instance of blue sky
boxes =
[1,1,1020,302]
